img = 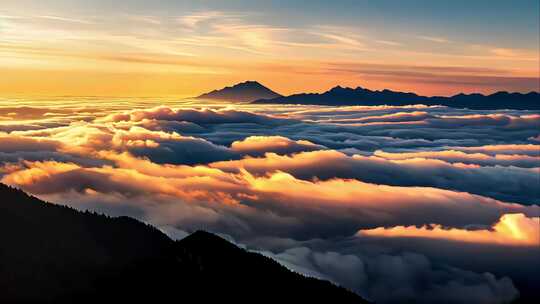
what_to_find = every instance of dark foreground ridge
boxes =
[253,85,540,110]
[0,183,368,303]
[196,80,283,102]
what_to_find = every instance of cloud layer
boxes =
[1,100,539,303]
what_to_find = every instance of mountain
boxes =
[197,80,282,102]
[0,183,367,303]
[253,86,540,110]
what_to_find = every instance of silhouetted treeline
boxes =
[0,183,367,303]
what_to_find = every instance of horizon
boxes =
[1,2,539,303]
[2,79,539,100]
[1,0,538,97]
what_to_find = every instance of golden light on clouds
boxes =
[1,96,539,302]
[1,2,539,301]
[358,213,540,246]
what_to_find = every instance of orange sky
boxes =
[1,4,538,97]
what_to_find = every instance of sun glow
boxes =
[358,213,540,246]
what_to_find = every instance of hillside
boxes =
[0,183,368,303]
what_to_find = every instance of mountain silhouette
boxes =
[197,80,283,102]
[0,183,368,303]
[253,85,540,110]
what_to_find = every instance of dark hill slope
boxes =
[175,230,364,301]
[0,183,367,303]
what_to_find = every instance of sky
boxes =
[1,2,540,303]
[1,0,539,96]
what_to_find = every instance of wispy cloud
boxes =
[178,11,234,29]
[375,40,402,46]
[37,15,93,24]
[127,15,162,25]
[417,35,450,43]
[1,9,537,96]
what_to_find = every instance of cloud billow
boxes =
[1,102,539,303]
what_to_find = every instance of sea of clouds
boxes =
[1,98,539,303]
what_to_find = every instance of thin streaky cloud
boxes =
[375,40,402,46]
[37,15,94,24]
[417,35,451,43]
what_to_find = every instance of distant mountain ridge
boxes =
[253,85,540,110]
[197,80,282,102]
[0,183,367,303]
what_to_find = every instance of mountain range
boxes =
[196,80,282,102]
[0,183,368,303]
[196,81,539,110]
[253,85,540,110]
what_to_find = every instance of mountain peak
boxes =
[197,81,282,102]
[329,85,350,92]
[181,230,230,245]
[240,80,262,85]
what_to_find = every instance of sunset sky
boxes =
[2,2,540,303]
[1,0,539,97]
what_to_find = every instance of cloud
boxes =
[0,106,75,120]
[375,40,402,46]
[453,144,540,156]
[37,15,93,24]
[263,246,518,304]
[0,133,112,169]
[7,123,235,165]
[490,48,534,59]
[358,213,540,246]
[263,246,367,289]
[127,119,207,133]
[426,114,540,129]
[230,136,325,156]
[417,36,450,43]
[109,126,237,165]
[2,100,539,303]
[178,11,228,29]
[325,62,539,92]
[4,156,539,241]
[102,106,294,126]
[211,150,540,204]
[373,149,540,168]
[318,111,433,124]
[0,134,61,152]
